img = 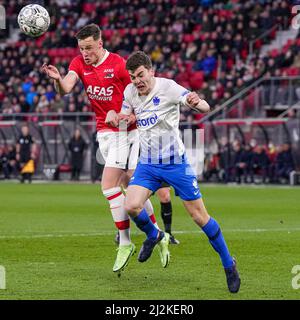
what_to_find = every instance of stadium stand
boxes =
[0,0,299,184]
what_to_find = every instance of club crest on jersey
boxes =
[153,96,160,106]
[104,68,114,78]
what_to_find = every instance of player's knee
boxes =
[158,189,171,203]
[101,180,119,190]
[124,200,143,215]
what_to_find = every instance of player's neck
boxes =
[93,48,106,66]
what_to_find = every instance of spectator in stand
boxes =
[16,124,36,183]
[0,147,10,179]
[275,143,295,183]
[232,142,248,184]
[249,145,270,184]
[219,138,235,183]
[68,129,87,181]
[203,152,221,182]
[7,144,19,178]
[0,0,297,119]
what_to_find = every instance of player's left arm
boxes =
[185,92,210,113]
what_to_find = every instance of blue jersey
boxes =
[122,77,190,163]
[124,77,201,200]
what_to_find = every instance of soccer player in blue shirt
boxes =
[109,51,240,293]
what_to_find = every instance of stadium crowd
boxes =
[203,139,295,184]
[0,137,295,184]
[0,0,298,123]
[0,0,299,183]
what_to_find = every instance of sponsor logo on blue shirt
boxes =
[137,113,158,127]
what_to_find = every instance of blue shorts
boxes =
[129,158,202,201]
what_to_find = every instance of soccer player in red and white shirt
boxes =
[41,24,158,274]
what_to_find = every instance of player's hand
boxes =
[41,63,61,80]
[186,92,201,108]
[186,92,210,113]
[118,113,136,127]
[105,110,119,127]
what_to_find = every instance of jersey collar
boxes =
[92,49,109,67]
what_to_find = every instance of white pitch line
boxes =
[0,227,299,240]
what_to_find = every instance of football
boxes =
[17,4,50,37]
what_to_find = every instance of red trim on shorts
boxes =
[115,220,130,230]
[107,192,123,201]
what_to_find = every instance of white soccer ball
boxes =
[18,4,50,37]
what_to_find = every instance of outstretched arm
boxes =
[41,63,78,95]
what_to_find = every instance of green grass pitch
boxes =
[0,182,299,300]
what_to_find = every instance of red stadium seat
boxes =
[254,39,262,50]
[286,67,300,76]
[228,107,238,118]
[137,28,145,35]
[193,25,202,32]
[59,164,72,173]
[183,34,194,43]
[118,28,127,37]
[185,61,194,74]
[188,71,204,90]
[286,39,295,47]
[100,16,109,27]
[240,48,248,60]
[270,49,279,58]
[102,29,114,40]
[83,3,96,13]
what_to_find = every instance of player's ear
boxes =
[150,68,155,77]
[98,39,103,48]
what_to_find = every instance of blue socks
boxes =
[202,217,233,268]
[133,208,159,240]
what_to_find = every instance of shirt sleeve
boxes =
[167,80,190,105]
[68,56,81,80]
[120,85,134,115]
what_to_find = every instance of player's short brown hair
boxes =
[75,24,101,41]
[126,51,152,72]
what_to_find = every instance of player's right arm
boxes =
[41,63,77,95]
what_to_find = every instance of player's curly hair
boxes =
[76,24,101,41]
[126,51,152,72]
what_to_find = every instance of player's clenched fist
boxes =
[186,92,201,108]
[186,92,210,113]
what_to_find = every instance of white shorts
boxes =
[97,129,139,170]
